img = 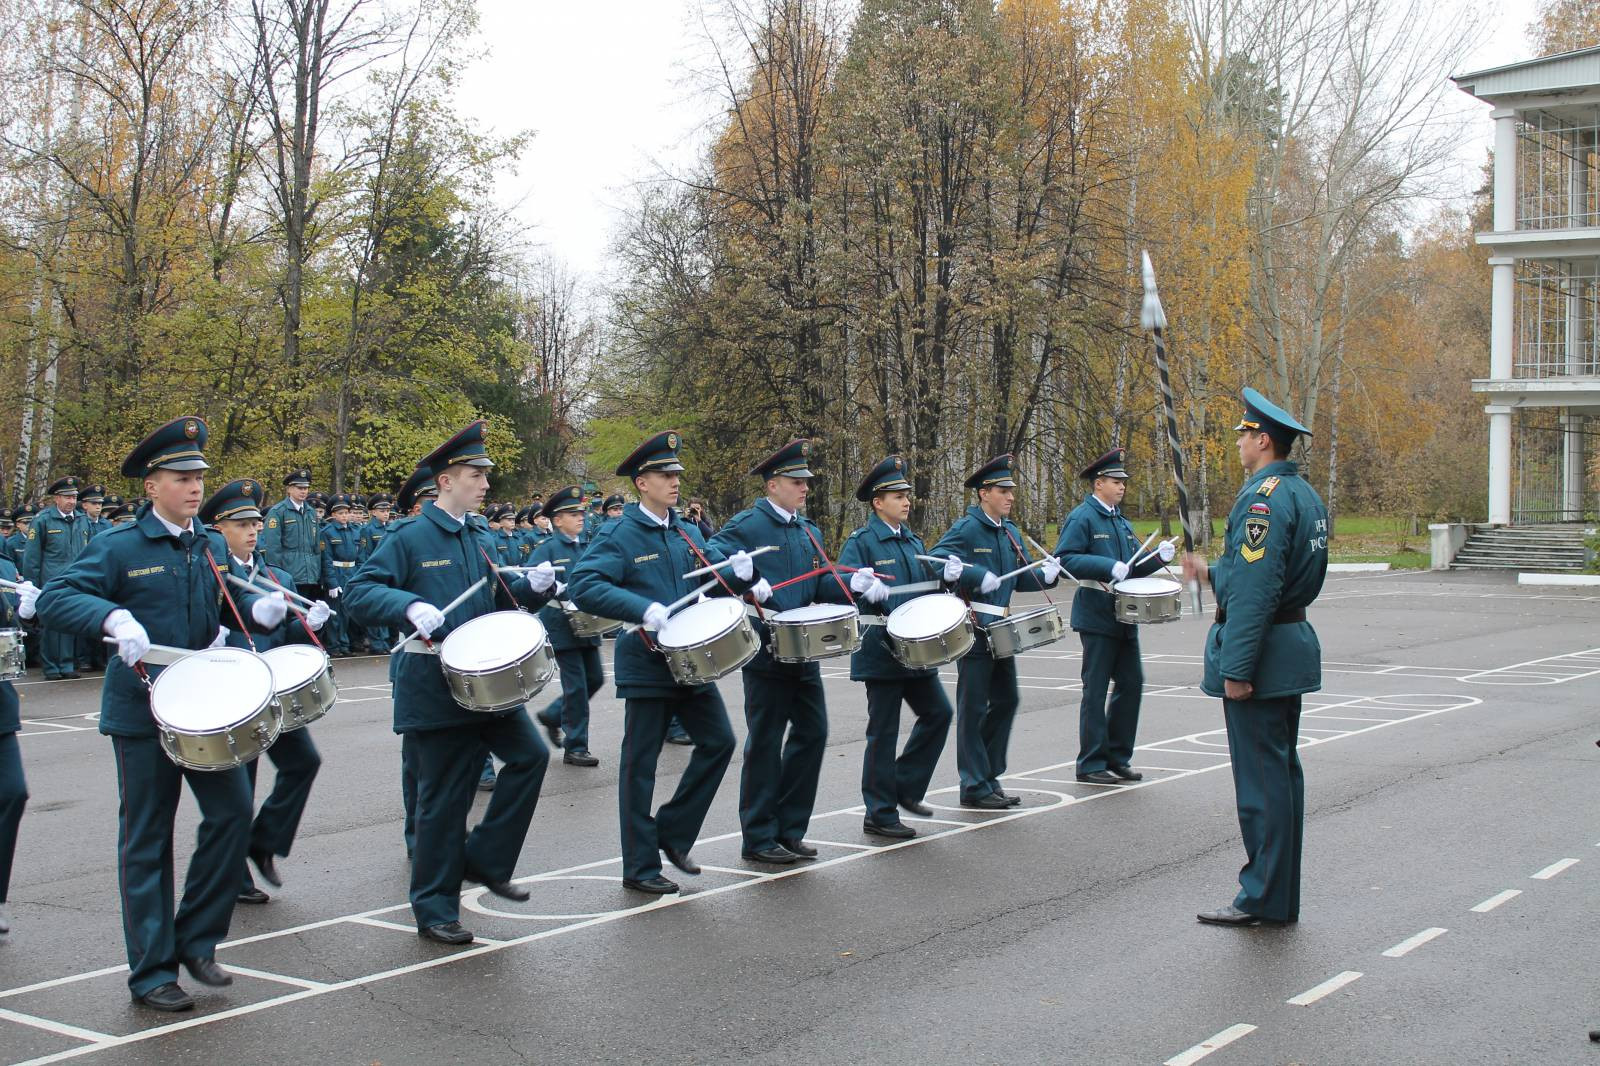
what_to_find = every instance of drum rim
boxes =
[1114,576,1182,594]
[439,609,549,670]
[658,597,749,648]
[151,648,276,732]
[770,603,859,624]
[886,593,968,637]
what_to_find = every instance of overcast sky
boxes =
[454,0,1547,281]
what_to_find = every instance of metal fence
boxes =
[1514,409,1597,522]
[1514,260,1600,378]
[1518,108,1600,230]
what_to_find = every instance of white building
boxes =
[1455,48,1600,526]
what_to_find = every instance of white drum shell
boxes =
[150,648,281,771]
[985,605,1065,658]
[439,611,555,712]
[262,644,338,731]
[886,594,974,669]
[768,604,860,663]
[657,598,759,684]
[565,606,623,639]
[0,628,24,682]
[1113,577,1183,625]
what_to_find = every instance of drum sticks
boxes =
[389,576,490,653]
[225,573,337,616]
[680,544,777,580]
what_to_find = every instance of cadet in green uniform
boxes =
[567,431,760,894]
[260,470,322,603]
[710,440,849,863]
[82,485,110,536]
[0,510,14,562]
[388,466,436,857]
[319,494,362,656]
[6,506,33,563]
[23,476,95,679]
[201,479,333,905]
[35,416,288,1012]
[1185,388,1328,927]
[1055,449,1173,784]
[359,493,394,649]
[836,456,954,839]
[530,486,606,767]
[0,558,40,934]
[929,455,1061,808]
[344,421,557,944]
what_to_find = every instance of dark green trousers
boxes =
[861,676,952,826]
[739,668,826,851]
[1076,632,1143,774]
[241,727,321,891]
[618,689,734,881]
[1222,694,1304,922]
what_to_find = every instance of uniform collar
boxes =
[1249,460,1298,485]
[968,504,1004,527]
[869,514,906,539]
[422,500,467,534]
[54,506,76,521]
[758,498,796,525]
[138,507,195,541]
[624,502,673,529]
[1090,494,1118,515]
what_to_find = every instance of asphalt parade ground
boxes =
[1,569,1597,1065]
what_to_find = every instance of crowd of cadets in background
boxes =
[0,484,637,666]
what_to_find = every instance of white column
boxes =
[1561,410,1584,520]
[1486,404,1513,525]
[1490,257,1515,378]
[1492,108,1518,231]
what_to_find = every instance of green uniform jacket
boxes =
[1054,496,1166,639]
[1201,461,1329,699]
[529,532,599,652]
[21,507,92,587]
[343,502,552,732]
[33,512,271,737]
[567,503,757,698]
[836,515,944,682]
[320,521,362,590]
[0,558,21,732]
[359,518,391,563]
[259,498,322,585]
[927,506,1057,631]
[709,499,851,676]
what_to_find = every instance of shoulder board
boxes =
[1257,476,1281,497]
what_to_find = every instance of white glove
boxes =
[305,600,332,631]
[406,601,446,638]
[941,555,964,583]
[642,602,671,631]
[1040,556,1062,583]
[106,612,151,667]
[863,578,890,605]
[1110,560,1130,583]
[979,571,1001,595]
[750,578,773,604]
[1157,540,1176,563]
[849,567,876,593]
[327,586,341,600]
[728,550,754,582]
[209,626,228,649]
[553,580,567,598]
[527,560,557,594]
[252,591,289,628]
[14,580,39,620]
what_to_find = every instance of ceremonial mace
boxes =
[1140,251,1202,616]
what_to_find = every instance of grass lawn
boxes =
[1035,514,1431,569]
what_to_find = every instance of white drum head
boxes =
[772,604,856,625]
[1007,604,1059,622]
[659,598,745,648]
[440,611,548,671]
[1115,577,1181,595]
[262,644,328,691]
[887,594,968,639]
[152,649,275,731]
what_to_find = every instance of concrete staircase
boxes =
[1450,524,1590,572]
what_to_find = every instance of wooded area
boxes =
[3,0,1586,542]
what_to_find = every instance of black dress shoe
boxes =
[899,797,933,817]
[538,715,562,747]
[1196,904,1269,926]
[661,846,700,875]
[62,671,82,680]
[779,838,818,858]
[623,875,680,895]
[741,845,798,865]
[563,749,599,767]
[862,819,916,839]
[465,868,530,902]
[236,886,271,905]
[665,733,693,746]
[182,956,233,986]
[1109,765,1143,781]
[418,921,475,944]
[960,793,1010,810]
[1076,770,1121,785]
[1003,792,1022,806]
[132,982,195,1012]
[250,849,282,887]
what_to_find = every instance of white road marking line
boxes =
[695,864,769,878]
[802,839,877,851]
[0,1007,112,1044]
[0,966,128,1001]
[1470,889,1521,913]
[348,916,421,935]
[1382,927,1447,957]
[900,815,970,826]
[1164,1023,1258,1065]
[1530,858,1578,880]
[218,966,330,991]
[1287,970,1362,1006]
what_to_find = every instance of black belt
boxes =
[1214,606,1306,625]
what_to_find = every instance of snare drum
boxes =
[767,604,860,663]
[150,648,281,771]
[656,598,759,684]
[439,611,555,712]
[886,594,974,669]
[1112,577,1183,624]
[0,627,24,682]
[262,644,338,731]
[564,603,624,639]
[984,604,1064,658]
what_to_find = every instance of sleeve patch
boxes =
[1241,516,1269,562]
[1248,502,1271,515]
